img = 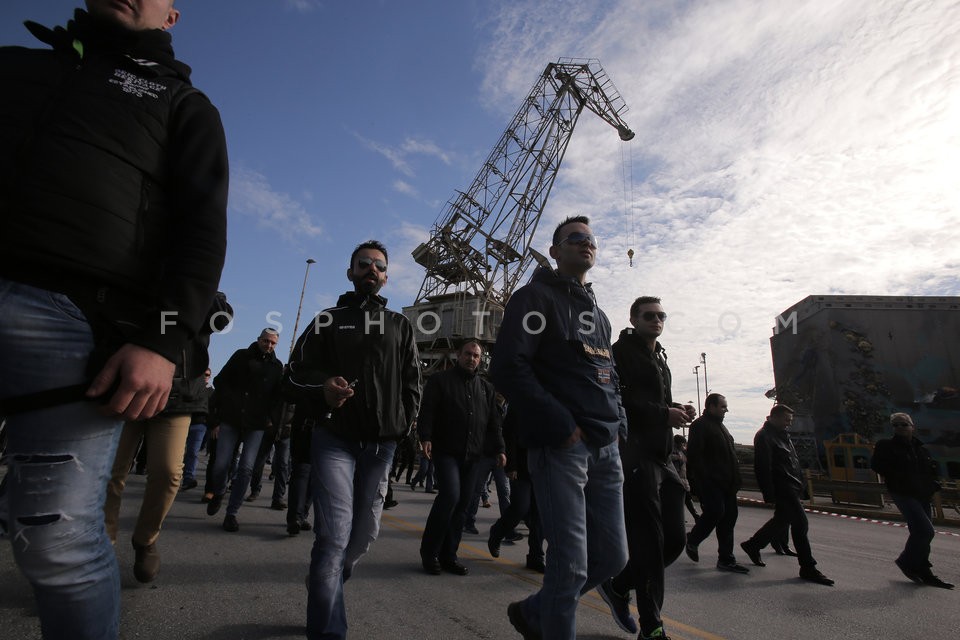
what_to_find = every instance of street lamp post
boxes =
[693,365,701,415]
[289,258,316,358]
[700,352,708,397]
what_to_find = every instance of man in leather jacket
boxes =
[740,404,834,585]
[871,413,953,588]
[283,240,421,640]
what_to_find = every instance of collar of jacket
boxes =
[337,291,388,310]
[246,342,278,363]
[25,8,191,81]
[618,327,664,357]
[454,365,478,380]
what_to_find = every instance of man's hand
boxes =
[681,404,697,421]
[323,376,355,409]
[496,453,507,468]
[86,344,175,420]
[667,407,688,429]
[562,425,584,448]
[421,440,432,460]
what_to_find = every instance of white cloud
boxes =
[477,0,960,442]
[284,0,322,13]
[393,179,419,197]
[352,132,455,178]
[230,167,323,242]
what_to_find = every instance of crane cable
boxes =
[620,140,636,267]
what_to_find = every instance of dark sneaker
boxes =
[463,524,480,535]
[685,540,699,563]
[383,499,399,510]
[298,519,312,532]
[525,556,545,573]
[596,579,638,634]
[222,515,239,532]
[504,530,524,543]
[421,556,442,575]
[507,601,541,640]
[799,567,834,586]
[271,500,287,511]
[895,558,923,584]
[641,626,672,639]
[287,521,301,536]
[488,529,502,558]
[132,540,160,583]
[244,490,260,503]
[740,541,765,567]
[206,493,224,516]
[919,573,954,589]
[440,560,469,576]
[179,478,198,492]
[717,560,750,574]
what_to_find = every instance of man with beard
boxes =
[284,240,421,640]
[684,393,749,574]
[599,296,695,640]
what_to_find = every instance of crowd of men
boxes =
[0,3,954,640]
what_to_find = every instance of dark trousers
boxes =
[611,457,686,637]
[490,476,544,561]
[686,484,739,563]
[420,453,481,564]
[745,490,815,568]
[287,426,312,525]
[891,493,935,572]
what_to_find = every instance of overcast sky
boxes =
[3,0,957,443]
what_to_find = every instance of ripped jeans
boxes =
[0,279,123,640]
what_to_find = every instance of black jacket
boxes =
[871,435,941,500]
[754,422,806,502]
[418,366,504,459]
[613,329,676,465]
[214,343,283,433]
[490,267,625,448]
[686,414,741,494]
[0,10,228,364]
[283,291,421,443]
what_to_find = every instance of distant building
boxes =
[769,295,960,479]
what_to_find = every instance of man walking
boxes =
[206,328,284,531]
[284,240,421,640]
[491,215,628,640]
[0,1,228,637]
[419,341,504,576]
[871,413,953,589]
[600,296,696,639]
[684,393,749,574]
[740,404,834,585]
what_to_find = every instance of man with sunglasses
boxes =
[870,413,952,588]
[284,240,421,640]
[599,296,696,640]
[491,215,628,640]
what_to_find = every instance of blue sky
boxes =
[3,0,958,443]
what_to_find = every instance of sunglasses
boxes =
[558,232,599,250]
[892,422,911,427]
[357,257,387,273]
[641,311,668,322]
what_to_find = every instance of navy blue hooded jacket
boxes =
[490,267,626,448]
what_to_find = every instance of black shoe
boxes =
[179,478,198,492]
[206,493,224,516]
[919,572,954,589]
[717,560,750,574]
[507,601,541,640]
[895,558,923,584]
[287,521,300,536]
[504,531,524,543]
[641,626,673,640]
[525,556,545,573]
[421,556,442,575]
[685,540,699,563]
[271,500,287,511]
[222,515,239,532]
[596,578,638,634]
[463,524,479,535]
[740,541,765,567]
[488,529,502,558]
[244,491,260,503]
[298,519,312,532]
[408,482,416,491]
[132,540,160,583]
[799,567,834,586]
[440,560,469,575]
[383,499,399,510]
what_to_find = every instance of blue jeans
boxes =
[307,428,396,640]
[521,438,628,640]
[891,493,935,572]
[464,456,511,527]
[0,279,123,640]
[182,421,207,482]
[209,423,264,517]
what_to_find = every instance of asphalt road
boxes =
[2,463,959,640]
